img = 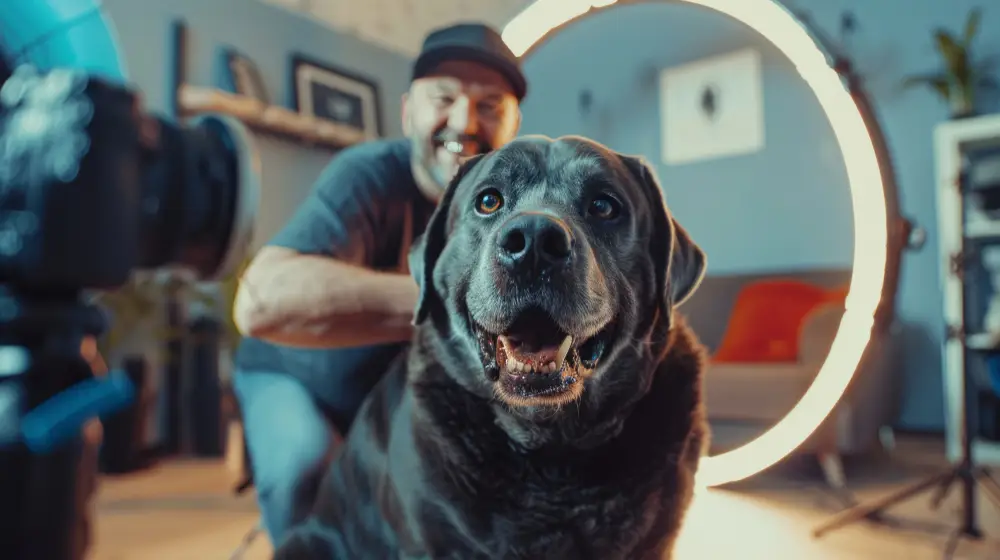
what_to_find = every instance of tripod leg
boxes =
[817,452,858,508]
[974,468,1000,509]
[930,469,959,510]
[940,527,961,560]
[812,470,952,538]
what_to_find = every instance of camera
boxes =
[0,34,260,560]
[0,62,258,288]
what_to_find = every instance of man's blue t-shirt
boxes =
[233,138,436,431]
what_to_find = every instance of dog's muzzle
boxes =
[468,212,615,406]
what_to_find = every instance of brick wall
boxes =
[260,0,533,56]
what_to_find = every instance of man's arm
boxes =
[234,246,417,348]
[233,142,420,349]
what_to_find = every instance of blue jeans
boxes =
[231,370,340,546]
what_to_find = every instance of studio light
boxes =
[503,0,889,488]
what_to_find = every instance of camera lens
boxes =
[137,114,259,279]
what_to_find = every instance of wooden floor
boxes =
[91,436,1000,560]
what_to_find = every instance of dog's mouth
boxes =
[472,307,615,407]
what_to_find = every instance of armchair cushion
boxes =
[713,280,829,363]
[799,301,845,365]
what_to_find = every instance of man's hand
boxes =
[234,246,418,349]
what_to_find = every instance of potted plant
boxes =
[91,272,168,362]
[903,7,998,118]
[89,272,175,473]
[184,257,250,356]
[182,260,251,457]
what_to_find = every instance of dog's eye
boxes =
[475,189,504,215]
[588,195,620,220]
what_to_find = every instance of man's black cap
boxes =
[412,23,527,101]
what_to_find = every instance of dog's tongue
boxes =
[498,334,573,373]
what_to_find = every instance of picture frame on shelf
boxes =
[290,53,382,141]
[221,48,270,104]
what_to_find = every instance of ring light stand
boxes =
[504,0,905,489]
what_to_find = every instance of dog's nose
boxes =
[497,212,574,271]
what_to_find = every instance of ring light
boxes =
[503,0,889,488]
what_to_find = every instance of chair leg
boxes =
[818,452,847,489]
[817,451,857,508]
[878,425,897,454]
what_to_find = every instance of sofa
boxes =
[680,269,900,493]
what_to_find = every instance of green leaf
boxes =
[934,30,970,84]
[902,73,952,100]
[964,7,982,46]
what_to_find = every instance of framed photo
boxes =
[290,54,382,140]
[222,48,270,104]
[659,48,765,165]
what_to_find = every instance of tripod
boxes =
[0,287,134,560]
[811,340,1000,546]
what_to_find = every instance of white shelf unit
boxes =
[936,112,1000,466]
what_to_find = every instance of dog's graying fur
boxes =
[274,135,710,560]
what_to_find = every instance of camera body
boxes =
[0,64,258,292]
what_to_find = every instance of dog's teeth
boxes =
[555,336,573,369]
[506,356,566,374]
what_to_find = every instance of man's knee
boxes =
[250,431,333,498]
[244,415,335,542]
[233,371,336,512]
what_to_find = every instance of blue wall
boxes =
[102,0,413,248]
[520,3,854,275]
[520,0,1000,431]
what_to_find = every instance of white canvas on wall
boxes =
[659,48,765,165]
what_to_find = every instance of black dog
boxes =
[274,135,710,560]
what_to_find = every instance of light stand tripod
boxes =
[811,270,1000,552]
[811,345,1000,534]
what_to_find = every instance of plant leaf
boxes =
[902,73,952,100]
[964,7,982,46]
[935,30,970,84]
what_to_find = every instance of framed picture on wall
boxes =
[290,54,382,140]
[222,48,271,104]
[659,48,765,165]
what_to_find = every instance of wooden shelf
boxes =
[966,220,1000,241]
[969,439,1000,465]
[966,332,1000,351]
[177,84,368,150]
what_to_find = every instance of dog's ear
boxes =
[620,154,707,310]
[668,218,707,307]
[409,154,487,325]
